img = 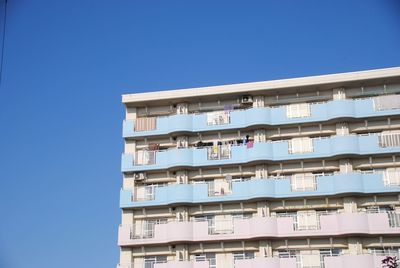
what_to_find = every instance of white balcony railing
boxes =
[208,218,234,235]
[276,211,338,231]
[288,137,314,154]
[378,131,400,148]
[206,111,231,126]
[133,185,160,201]
[129,219,168,239]
[135,150,156,165]
[286,103,311,119]
[208,179,232,196]
[135,117,157,132]
[207,144,231,160]
[383,168,400,186]
[373,94,400,111]
[388,212,400,228]
[291,174,317,192]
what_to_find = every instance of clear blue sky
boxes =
[0,1,399,268]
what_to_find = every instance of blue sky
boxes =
[0,1,399,268]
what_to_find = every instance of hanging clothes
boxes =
[246,141,254,149]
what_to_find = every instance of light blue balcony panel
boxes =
[120,173,400,208]
[121,135,400,172]
[123,98,400,138]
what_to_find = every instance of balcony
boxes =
[118,212,400,246]
[117,261,209,268]
[235,257,297,268]
[324,254,394,268]
[118,254,396,268]
[155,261,209,268]
[121,134,400,172]
[120,172,400,208]
[234,255,392,268]
[123,96,400,138]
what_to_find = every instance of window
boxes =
[144,256,167,268]
[195,253,216,268]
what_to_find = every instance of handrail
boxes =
[127,132,399,155]
[126,92,400,122]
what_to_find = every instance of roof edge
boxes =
[122,67,400,104]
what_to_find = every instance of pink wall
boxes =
[324,254,388,268]
[235,257,297,268]
[118,213,400,246]
[154,261,209,268]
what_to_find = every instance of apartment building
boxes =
[118,67,400,268]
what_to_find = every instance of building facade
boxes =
[118,68,400,268]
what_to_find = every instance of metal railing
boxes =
[206,111,231,126]
[275,211,339,231]
[208,219,234,235]
[378,132,400,148]
[388,212,400,228]
[288,138,314,154]
[207,144,231,160]
[276,250,341,268]
[129,219,169,239]
[369,248,400,258]
[290,174,317,192]
[133,185,159,201]
[134,150,156,165]
[207,180,232,196]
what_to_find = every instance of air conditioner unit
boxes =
[134,173,147,181]
[241,95,253,104]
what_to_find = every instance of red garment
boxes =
[246,141,254,148]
